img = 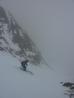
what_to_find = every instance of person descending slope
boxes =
[21,60,29,71]
[20,59,34,75]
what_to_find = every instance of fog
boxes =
[0,0,74,98]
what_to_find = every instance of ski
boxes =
[18,66,34,75]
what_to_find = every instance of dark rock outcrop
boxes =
[0,6,42,65]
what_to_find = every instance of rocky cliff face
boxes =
[0,6,42,65]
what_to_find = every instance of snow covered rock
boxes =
[0,6,42,65]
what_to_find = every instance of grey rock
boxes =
[0,6,42,65]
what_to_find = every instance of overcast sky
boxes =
[0,0,74,97]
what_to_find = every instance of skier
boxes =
[21,60,29,71]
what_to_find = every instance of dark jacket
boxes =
[21,60,29,71]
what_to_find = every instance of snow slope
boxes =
[0,0,74,98]
[0,52,67,98]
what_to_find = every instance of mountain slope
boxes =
[0,6,42,65]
